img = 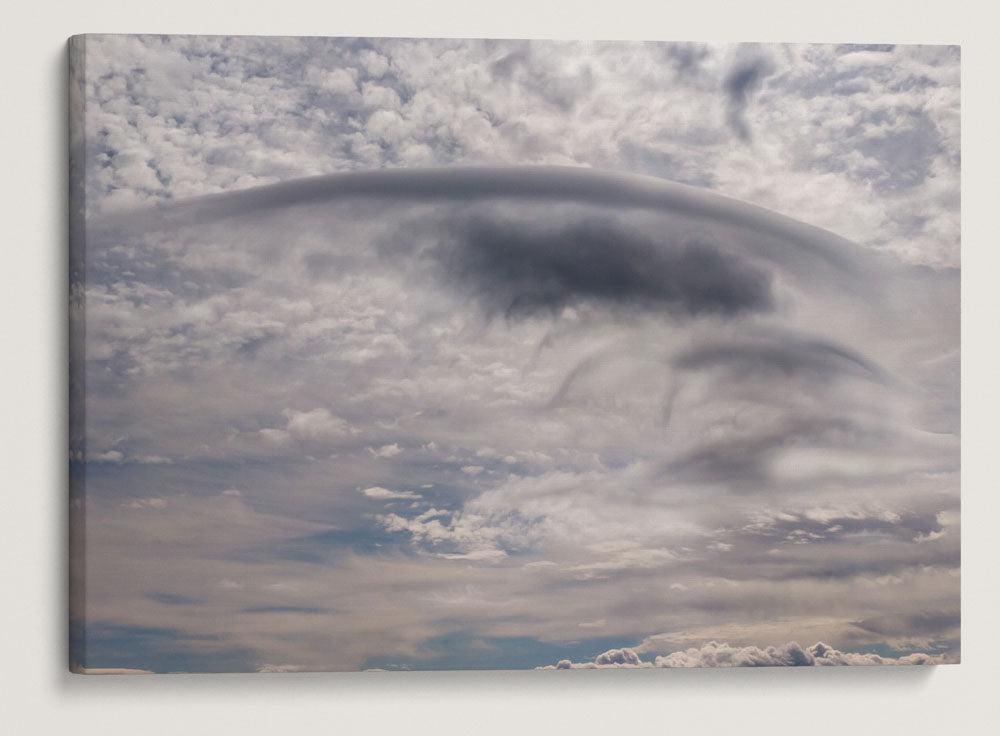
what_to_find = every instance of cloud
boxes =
[122,498,167,510]
[434,217,774,319]
[539,640,955,669]
[540,647,652,669]
[72,37,959,672]
[851,612,960,638]
[78,37,959,267]
[284,408,350,441]
[375,506,535,562]
[97,167,862,278]
[655,640,955,667]
[674,334,884,383]
[91,450,124,463]
[256,664,309,673]
[133,454,172,464]
[362,486,422,501]
[77,159,958,668]
[657,640,815,667]
[723,53,775,140]
[438,549,509,562]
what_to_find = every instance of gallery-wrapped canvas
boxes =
[68,35,960,673]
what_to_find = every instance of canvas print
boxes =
[69,35,960,673]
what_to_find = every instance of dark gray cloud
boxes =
[433,217,773,319]
[724,55,775,141]
[664,415,885,489]
[665,43,711,77]
[675,336,884,383]
[145,592,200,606]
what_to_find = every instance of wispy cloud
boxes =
[362,486,422,500]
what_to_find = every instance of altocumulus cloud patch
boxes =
[70,35,959,673]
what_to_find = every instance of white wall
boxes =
[3,2,997,734]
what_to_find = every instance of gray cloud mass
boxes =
[433,217,774,319]
[723,53,775,141]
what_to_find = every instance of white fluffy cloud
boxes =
[78,37,958,266]
[362,486,421,500]
[542,647,652,669]
[284,408,351,441]
[539,641,955,669]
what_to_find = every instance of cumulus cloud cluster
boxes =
[73,36,959,266]
[544,647,651,669]
[70,36,959,673]
[540,641,955,669]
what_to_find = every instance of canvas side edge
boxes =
[67,33,88,675]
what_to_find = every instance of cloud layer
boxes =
[70,36,959,672]
[75,37,960,267]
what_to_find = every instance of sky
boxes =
[69,35,960,672]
